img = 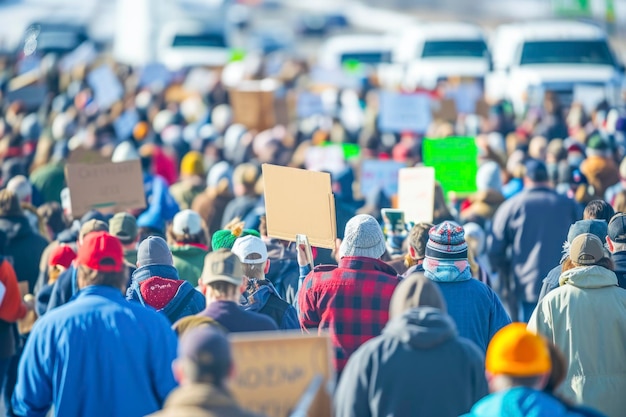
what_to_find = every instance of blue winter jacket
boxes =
[127,264,206,324]
[242,280,299,330]
[462,387,594,417]
[12,285,178,417]
[137,173,180,231]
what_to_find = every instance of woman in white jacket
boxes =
[528,233,626,417]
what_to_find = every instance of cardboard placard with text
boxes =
[262,164,336,249]
[397,167,435,224]
[230,332,333,417]
[65,160,145,217]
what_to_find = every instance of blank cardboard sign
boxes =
[262,164,336,249]
[230,332,333,417]
[65,160,146,217]
[398,167,435,224]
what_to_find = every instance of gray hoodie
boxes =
[334,273,488,417]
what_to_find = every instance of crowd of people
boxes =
[0,37,625,417]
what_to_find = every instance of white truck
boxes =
[486,20,625,115]
[390,22,490,90]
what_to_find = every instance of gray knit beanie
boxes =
[339,214,386,259]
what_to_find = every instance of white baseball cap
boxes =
[231,235,268,264]
[172,209,203,236]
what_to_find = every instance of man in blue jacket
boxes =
[12,231,178,417]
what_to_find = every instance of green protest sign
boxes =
[552,0,591,17]
[422,137,478,196]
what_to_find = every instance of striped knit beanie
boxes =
[425,221,468,261]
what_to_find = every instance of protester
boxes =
[12,231,178,417]
[45,218,109,313]
[528,233,626,417]
[167,209,209,286]
[231,235,299,330]
[488,159,581,321]
[298,214,400,372]
[169,151,206,210]
[6,175,45,237]
[460,161,505,226]
[335,272,488,417]
[580,134,619,200]
[604,157,626,205]
[149,326,264,417]
[0,230,29,403]
[220,163,260,228]
[606,213,626,288]
[400,222,432,277]
[193,249,278,332]
[462,323,582,417]
[582,199,615,223]
[191,161,234,239]
[0,190,48,293]
[538,219,608,302]
[464,222,492,286]
[108,212,140,265]
[127,236,205,323]
[423,221,510,352]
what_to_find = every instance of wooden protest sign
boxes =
[262,164,336,249]
[17,282,36,335]
[230,332,333,417]
[65,160,145,217]
[398,167,435,224]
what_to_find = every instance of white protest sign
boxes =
[139,63,172,91]
[449,82,483,114]
[398,167,435,224]
[87,65,124,110]
[379,92,432,133]
[360,160,405,198]
[573,85,607,114]
[304,145,345,174]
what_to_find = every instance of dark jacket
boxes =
[334,308,488,417]
[538,264,564,303]
[147,384,265,417]
[242,279,299,330]
[264,240,299,305]
[0,215,48,292]
[127,264,206,324]
[221,195,258,228]
[197,300,278,333]
[610,251,626,289]
[488,186,581,303]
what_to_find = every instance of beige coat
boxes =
[528,265,626,417]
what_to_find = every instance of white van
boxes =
[392,22,490,89]
[318,34,394,70]
[486,20,625,115]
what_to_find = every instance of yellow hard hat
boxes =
[486,323,551,377]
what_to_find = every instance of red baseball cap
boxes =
[76,231,124,273]
[48,245,76,268]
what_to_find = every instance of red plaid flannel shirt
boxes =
[298,256,400,372]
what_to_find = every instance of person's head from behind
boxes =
[607,213,626,254]
[37,202,67,240]
[109,212,139,250]
[136,236,174,268]
[232,163,259,198]
[485,323,552,393]
[167,209,208,246]
[0,189,23,218]
[423,221,470,277]
[5,175,32,204]
[76,231,126,292]
[48,244,76,285]
[388,272,446,319]
[231,235,270,280]
[199,249,245,303]
[524,159,550,187]
[404,222,433,267]
[78,218,109,247]
[584,200,614,223]
[562,233,613,273]
[173,326,232,388]
[338,214,386,260]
